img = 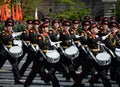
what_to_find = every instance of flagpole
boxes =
[20,0,22,9]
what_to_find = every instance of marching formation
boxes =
[0,16,120,87]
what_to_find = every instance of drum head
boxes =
[96,53,111,60]
[46,50,60,63]
[65,45,78,55]
[115,48,120,57]
[9,46,23,57]
[96,52,111,66]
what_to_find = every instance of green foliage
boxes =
[55,0,76,4]
[23,15,34,21]
[50,1,91,20]
[114,1,120,19]
[22,0,42,19]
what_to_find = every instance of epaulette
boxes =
[89,35,93,39]
[62,32,66,35]
[80,32,84,36]
[1,29,6,33]
[37,35,43,40]
[49,29,54,34]
[23,30,27,34]
[30,29,34,33]
[69,29,75,34]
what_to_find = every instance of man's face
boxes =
[73,24,79,29]
[83,25,90,30]
[27,24,33,29]
[91,27,99,34]
[43,27,49,33]
[64,25,70,31]
[103,24,108,29]
[6,26,13,32]
[53,23,59,28]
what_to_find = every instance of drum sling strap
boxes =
[102,45,116,58]
[86,47,98,62]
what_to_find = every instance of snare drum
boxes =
[65,45,79,59]
[96,52,111,66]
[115,48,120,61]
[46,50,60,63]
[9,46,23,58]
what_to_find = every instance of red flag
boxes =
[0,0,11,21]
[15,3,19,21]
[0,4,6,21]
[19,4,23,21]
[11,4,15,20]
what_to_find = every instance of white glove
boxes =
[12,32,22,38]
[78,42,81,47]
[102,32,111,40]
[15,32,22,36]
[36,45,40,51]
[51,42,56,46]
[12,33,16,38]
[102,36,107,40]
[57,34,60,38]
[75,35,80,38]
[57,43,60,48]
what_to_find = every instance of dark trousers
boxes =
[60,54,77,81]
[24,57,45,86]
[72,56,111,87]
[110,58,120,86]
[19,53,33,76]
[73,46,87,70]
[44,62,60,87]
[0,48,20,82]
[20,44,37,76]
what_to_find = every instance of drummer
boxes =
[72,23,111,87]
[24,20,53,87]
[73,20,91,70]
[59,20,78,81]
[18,19,33,64]
[103,21,120,86]
[24,23,60,87]
[20,19,40,76]
[0,19,22,84]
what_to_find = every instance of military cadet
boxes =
[0,20,22,84]
[103,21,120,86]
[19,19,40,77]
[69,19,81,70]
[49,19,61,42]
[73,20,91,70]
[18,19,33,64]
[24,20,49,87]
[88,20,110,84]
[59,20,78,81]
[98,20,110,37]
[36,22,60,87]
[71,23,111,87]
